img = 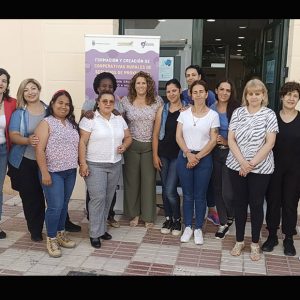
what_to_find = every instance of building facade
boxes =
[1,19,300,200]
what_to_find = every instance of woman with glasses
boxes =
[79,91,132,248]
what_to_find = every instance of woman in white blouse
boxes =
[226,79,278,261]
[79,91,132,248]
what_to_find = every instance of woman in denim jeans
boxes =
[152,79,186,236]
[0,68,17,239]
[176,80,219,245]
[35,90,79,258]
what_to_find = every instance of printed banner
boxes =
[85,35,160,101]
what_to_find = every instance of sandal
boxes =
[250,243,261,261]
[145,222,154,228]
[230,241,245,256]
[130,216,139,227]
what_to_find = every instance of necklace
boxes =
[192,107,207,126]
[192,114,200,126]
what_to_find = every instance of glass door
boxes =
[262,19,289,111]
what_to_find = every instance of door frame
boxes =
[262,19,289,111]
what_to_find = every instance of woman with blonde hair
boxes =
[8,78,47,242]
[226,79,278,261]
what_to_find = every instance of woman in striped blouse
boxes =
[226,79,278,261]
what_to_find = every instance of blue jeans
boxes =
[39,168,77,238]
[0,143,7,221]
[206,178,215,208]
[177,151,212,229]
[160,157,181,220]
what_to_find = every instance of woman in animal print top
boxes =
[226,79,278,261]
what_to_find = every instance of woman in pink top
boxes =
[121,71,163,228]
[35,90,79,258]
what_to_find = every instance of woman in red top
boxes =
[0,68,17,239]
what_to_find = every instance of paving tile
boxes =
[124,261,173,276]
[1,194,300,276]
[91,240,139,260]
[2,204,24,218]
[0,269,23,275]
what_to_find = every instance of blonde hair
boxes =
[16,78,41,108]
[241,79,268,107]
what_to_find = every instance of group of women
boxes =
[1,65,300,262]
[154,74,300,261]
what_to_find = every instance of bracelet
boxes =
[79,163,86,166]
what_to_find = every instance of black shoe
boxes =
[0,230,7,239]
[261,236,278,252]
[31,234,43,242]
[100,232,112,240]
[65,219,81,232]
[171,219,182,236]
[90,237,101,248]
[160,218,173,234]
[215,224,229,239]
[283,238,296,256]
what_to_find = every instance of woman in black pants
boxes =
[210,79,239,239]
[226,79,278,261]
[262,81,300,256]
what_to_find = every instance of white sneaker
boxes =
[180,226,193,243]
[194,229,204,245]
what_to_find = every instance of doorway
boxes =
[201,19,289,109]
[120,19,289,110]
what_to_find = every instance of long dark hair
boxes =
[46,90,79,131]
[0,68,11,100]
[215,78,240,122]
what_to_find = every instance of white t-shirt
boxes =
[177,107,220,151]
[79,111,128,163]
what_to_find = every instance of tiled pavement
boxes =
[0,193,300,276]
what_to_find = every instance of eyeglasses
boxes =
[101,100,115,105]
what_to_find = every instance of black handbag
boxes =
[7,162,20,192]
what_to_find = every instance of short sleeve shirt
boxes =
[226,106,279,174]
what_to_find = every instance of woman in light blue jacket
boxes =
[8,78,47,242]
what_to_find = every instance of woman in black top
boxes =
[262,81,300,256]
[152,79,184,236]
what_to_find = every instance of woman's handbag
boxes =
[7,162,20,192]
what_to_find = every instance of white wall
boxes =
[286,19,300,82]
[286,19,300,110]
[0,19,118,199]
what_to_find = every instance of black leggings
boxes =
[229,170,271,243]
